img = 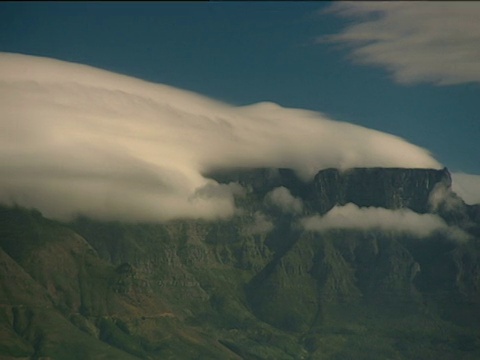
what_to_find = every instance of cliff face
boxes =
[1,167,479,359]
[209,167,452,213]
[311,167,451,214]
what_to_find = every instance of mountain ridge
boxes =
[208,166,453,213]
[0,166,479,359]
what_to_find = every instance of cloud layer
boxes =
[0,53,441,221]
[302,203,469,241]
[321,2,480,85]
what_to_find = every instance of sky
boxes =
[0,1,479,221]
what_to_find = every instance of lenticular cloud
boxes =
[0,53,442,221]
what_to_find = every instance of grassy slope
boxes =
[1,204,479,359]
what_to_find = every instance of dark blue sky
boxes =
[1,1,479,174]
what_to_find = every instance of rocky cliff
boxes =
[209,166,452,212]
[0,167,479,359]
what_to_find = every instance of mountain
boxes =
[1,167,479,359]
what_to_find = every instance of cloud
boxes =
[0,53,441,221]
[245,212,274,236]
[265,186,303,214]
[451,173,480,205]
[428,181,465,214]
[301,203,470,242]
[320,2,480,85]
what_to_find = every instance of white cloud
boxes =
[321,2,480,85]
[265,187,303,214]
[302,203,470,241]
[428,181,465,214]
[0,53,441,221]
[451,173,480,205]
